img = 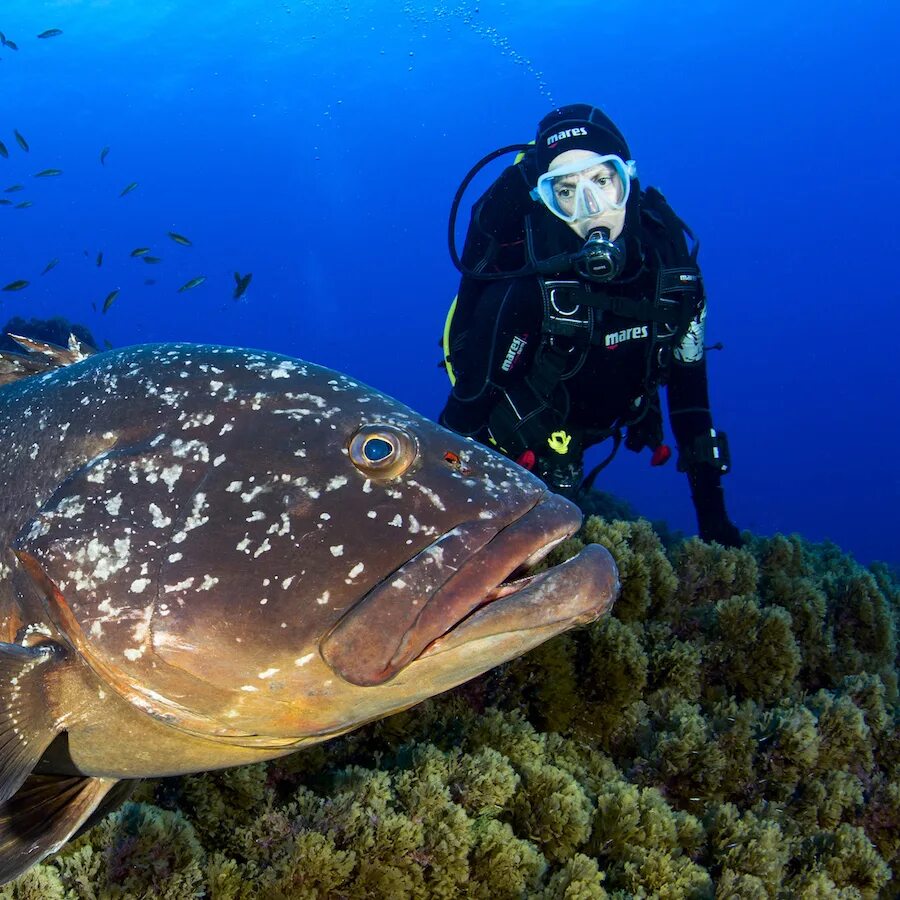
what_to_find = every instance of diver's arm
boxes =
[666,320,741,547]
[440,279,520,437]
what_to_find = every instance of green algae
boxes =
[2,520,896,899]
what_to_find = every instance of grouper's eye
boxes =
[349,425,417,479]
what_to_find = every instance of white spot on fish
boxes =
[295,653,314,666]
[317,590,330,605]
[213,454,226,467]
[389,515,402,527]
[199,574,218,591]
[258,668,280,679]
[130,578,151,593]
[149,503,171,528]
[330,545,344,557]
[240,685,259,692]
[226,481,243,492]
[160,464,183,492]
[168,552,183,563]
[105,493,123,516]
[282,575,295,589]
[326,476,348,491]
[246,511,265,522]
[164,577,195,593]
[252,538,272,558]
[348,562,364,579]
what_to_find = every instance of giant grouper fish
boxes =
[0,339,619,884]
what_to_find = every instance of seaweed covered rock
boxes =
[5,521,897,898]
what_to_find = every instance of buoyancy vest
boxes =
[473,186,705,459]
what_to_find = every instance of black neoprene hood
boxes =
[535,104,632,174]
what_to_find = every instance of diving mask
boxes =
[533,153,637,224]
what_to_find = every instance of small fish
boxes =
[101,289,120,313]
[0,142,7,159]
[119,182,138,197]
[233,271,253,300]
[1,280,28,291]
[130,247,150,257]
[99,146,110,165]
[14,201,33,209]
[14,130,28,152]
[0,199,12,206]
[37,29,63,39]
[144,278,157,286]
[41,258,59,275]
[4,185,24,193]
[96,251,103,268]
[4,40,17,51]
[142,256,162,264]
[0,32,5,45]
[167,231,192,246]
[177,276,206,293]
[33,169,63,178]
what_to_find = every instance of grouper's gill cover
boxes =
[0,342,618,885]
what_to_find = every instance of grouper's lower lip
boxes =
[417,542,618,660]
[321,492,607,687]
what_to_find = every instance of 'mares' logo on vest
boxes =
[501,334,528,372]
[546,126,588,149]
[604,325,648,349]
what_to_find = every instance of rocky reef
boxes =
[3,519,897,899]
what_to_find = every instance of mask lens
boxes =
[536,154,633,223]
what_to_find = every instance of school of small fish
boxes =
[0,26,253,314]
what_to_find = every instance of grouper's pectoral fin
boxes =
[0,773,120,885]
[0,642,68,803]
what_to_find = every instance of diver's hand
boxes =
[534,455,583,499]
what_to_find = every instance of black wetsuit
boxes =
[440,167,740,546]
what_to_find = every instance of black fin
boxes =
[0,642,66,804]
[0,773,118,885]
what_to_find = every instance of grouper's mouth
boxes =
[321,493,619,687]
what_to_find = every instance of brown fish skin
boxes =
[0,343,618,882]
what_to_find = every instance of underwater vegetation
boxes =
[2,519,896,899]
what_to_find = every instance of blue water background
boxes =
[1,1,898,566]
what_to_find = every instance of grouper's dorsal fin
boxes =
[0,773,120,885]
[0,333,95,387]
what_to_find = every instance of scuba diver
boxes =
[440,103,741,547]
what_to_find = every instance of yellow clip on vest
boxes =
[547,431,572,455]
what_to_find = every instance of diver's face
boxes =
[547,149,627,240]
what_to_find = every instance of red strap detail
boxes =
[650,444,672,467]
[516,449,536,471]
